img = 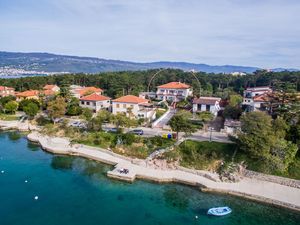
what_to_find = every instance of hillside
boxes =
[0,51,295,75]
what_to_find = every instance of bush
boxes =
[18,99,40,111]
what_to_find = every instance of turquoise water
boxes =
[0,132,299,225]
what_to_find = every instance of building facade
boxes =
[112,95,156,120]
[15,90,40,101]
[243,86,272,111]
[192,97,221,116]
[0,86,15,97]
[80,93,111,113]
[156,82,192,102]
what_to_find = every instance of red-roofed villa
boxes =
[156,82,192,102]
[80,93,111,113]
[112,95,156,120]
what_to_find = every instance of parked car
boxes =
[103,127,118,133]
[128,129,144,135]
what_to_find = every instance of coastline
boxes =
[25,131,300,212]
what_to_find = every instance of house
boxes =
[156,82,192,102]
[0,86,15,97]
[80,93,111,113]
[15,90,40,101]
[243,86,272,111]
[43,84,60,92]
[70,86,103,98]
[139,92,156,99]
[42,84,60,97]
[112,95,156,120]
[192,97,221,116]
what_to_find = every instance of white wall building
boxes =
[243,86,272,111]
[112,95,156,120]
[192,97,221,116]
[156,82,192,102]
[80,93,111,113]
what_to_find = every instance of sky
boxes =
[0,0,300,69]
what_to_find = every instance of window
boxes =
[130,105,134,108]
[86,102,90,105]
[93,102,96,106]
[116,104,120,108]
[123,104,126,108]
[206,104,210,111]
[81,101,84,104]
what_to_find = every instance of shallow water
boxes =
[0,132,299,225]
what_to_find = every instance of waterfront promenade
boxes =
[26,131,300,212]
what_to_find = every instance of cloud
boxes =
[0,0,299,68]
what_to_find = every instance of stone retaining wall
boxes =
[243,169,300,189]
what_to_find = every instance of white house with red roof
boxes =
[243,86,272,111]
[112,95,156,120]
[70,85,103,98]
[156,82,192,102]
[80,93,111,113]
[0,86,15,97]
[192,97,221,116]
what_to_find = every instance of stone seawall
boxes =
[243,169,300,189]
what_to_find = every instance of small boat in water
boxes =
[207,206,232,216]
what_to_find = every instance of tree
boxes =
[47,97,67,123]
[87,111,111,131]
[169,114,196,140]
[18,99,40,111]
[23,102,39,119]
[4,101,18,114]
[223,105,242,120]
[111,113,128,129]
[66,97,82,116]
[229,94,243,106]
[237,111,298,173]
[82,108,93,121]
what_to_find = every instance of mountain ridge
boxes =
[0,51,298,75]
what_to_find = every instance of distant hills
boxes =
[0,51,298,76]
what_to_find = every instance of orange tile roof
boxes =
[112,95,148,104]
[76,87,103,96]
[253,94,271,102]
[43,84,57,90]
[16,90,39,97]
[80,93,111,101]
[0,86,14,91]
[42,89,56,96]
[158,82,190,89]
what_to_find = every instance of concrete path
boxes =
[27,131,300,211]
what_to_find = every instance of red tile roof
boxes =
[193,97,221,105]
[43,84,57,90]
[158,82,190,89]
[42,89,56,96]
[112,95,148,104]
[76,87,103,96]
[80,93,111,101]
[16,90,39,97]
[253,93,271,102]
[0,86,14,91]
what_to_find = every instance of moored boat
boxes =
[207,206,232,216]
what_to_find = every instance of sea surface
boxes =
[0,131,299,225]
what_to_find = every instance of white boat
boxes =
[207,206,232,216]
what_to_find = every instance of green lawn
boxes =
[0,113,20,121]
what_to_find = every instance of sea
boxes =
[0,131,299,225]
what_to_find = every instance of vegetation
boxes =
[169,112,196,140]
[23,102,39,119]
[164,141,236,170]
[237,112,298,174]
[4,101,18,114]
[46,96,67,122]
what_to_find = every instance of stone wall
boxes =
[243,169,300,189]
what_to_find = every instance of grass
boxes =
[0,113,20,121]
